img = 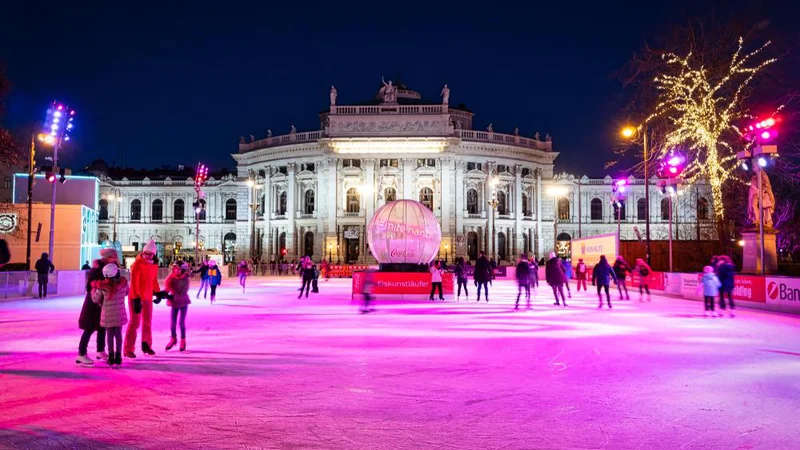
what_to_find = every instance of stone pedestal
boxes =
[741,231,778,274]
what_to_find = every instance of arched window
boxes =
[590,198,603,221]
[130,199,142,221]
[278,191,287,215]
[99,199,109,221]
[467,189,478,214]
[419,187,434,211]
[305,190,315,214]
[496,191,507,215]
[497,232,507,260]
[697,197,709,221]
[225,199,237,221]
[197,199,207,221]
[637,198,647,221]
[346,188,360,213]
[223,232,236,264]
[173,199,185,221]
[304,231,314,256]
[278,232,287,259]
[557,198,570,221]
[661,197,670,221]
[613,200,626,221]
[384,187,396,202]
[151,199,163,221]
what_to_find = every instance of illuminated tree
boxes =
[646,37,776,220]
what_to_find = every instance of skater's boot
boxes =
[165,337,177,351]
[124,350,136,359]
[142,342,156,356]
[607,300,613,309]
[76,354,94,365]
[96,351,109,362]
[210,295,215,304]
[179,339,186,353]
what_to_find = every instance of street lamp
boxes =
[487,176,499,260]
[657,150,686,273]
[621,124,651,265]
[612,179,627,239]
[39,102,76,262]
[193,163,209,263]
[546,185,569,256]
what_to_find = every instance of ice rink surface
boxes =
[1,276,799,449]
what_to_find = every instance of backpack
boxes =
[640,266,649,276]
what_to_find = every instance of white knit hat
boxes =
[143,239,157,254]
[102,263,119,278]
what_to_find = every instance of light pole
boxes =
[192,163,209,264]
[657,151,686,273]
[38,103,76,262]
[247,176,261,260]
[612,179,627,241]
[546,186,569,256]
[487,176,499,260]
[622,125,651,265]
[25,133,36,271]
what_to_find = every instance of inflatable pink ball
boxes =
[367,200,442,265]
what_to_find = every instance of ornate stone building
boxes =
[95,81,716,264]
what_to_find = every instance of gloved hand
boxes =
[153,290,169,305]
[133,297,142,314]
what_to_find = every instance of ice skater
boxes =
[237,260,251,293]
[515,253,531,309]
[91,263,128,368]
[473,251,491,302]
[560,257,573,299]
[528,256,539,289]
[35,252,55,298]
[360,269,376,314]
[124,240,163,358]
[165,262,191,352]
[545,252,568,307]
[429,260,445,301]
[633,258,653,302]
[76,248,117,365]
[592,255,617,308]
[298,257,314,298]
[194,260,210,300]
[207,259,222,303]
[454,257,468,300]
[700,265,721,317]
[613,256,632,300]
[716,255,736,317]
[575,258,588,291]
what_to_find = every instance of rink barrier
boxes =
[581,271,800,315]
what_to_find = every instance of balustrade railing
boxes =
[454,130,552,151]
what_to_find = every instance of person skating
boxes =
[429,260,445,301]
[701,265,721,317]
[575,258,588,292]
[193,260,210,299]
[633,258,653,302]
[473,251,491,302]
[528,256,539,289]
[237,260,250,293]
[716,255,736,317]
[592,255,618,308]
[545,252,568,307]
[207,259,223,303]
[560,257,573,299]
[515,253,531,310]
[34,253,55,299]
[165,262,191,352]
[76,248,117,365]
[360,269,376,314]
[81,261,91,270]
[298,257,315,298]
[454,257,468,300]
[124,240,162,358]
[612,256,632,300]
[90,263,128,368]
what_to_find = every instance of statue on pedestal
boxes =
[487,123,493,132]
[330,86,337,106]
[747,163,775,229]
[267,129,272,138]
[380,77,398,104]
[440,84,450,105]
[290,125,297,135]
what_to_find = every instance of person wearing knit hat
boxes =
[76,245,119,365]
[124,239,163,358]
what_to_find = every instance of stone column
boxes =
[287,163,296,260]
[514,164,523,257]
[454,160,464,256]
[263,166,271,257]
[441,157,451,237]
[402,158,415,200]
[365,158,376,225]
[535,169,543,258]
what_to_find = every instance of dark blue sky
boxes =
[1,1,795,176]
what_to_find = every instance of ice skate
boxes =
[165,337,177,351]
[179,339,186,353]
[96,351,109,361]
[607,301,612,309]
[124,351,136,358]
[142,342,156,356]
[76,354,94,365]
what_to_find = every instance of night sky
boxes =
[1,1,796,177]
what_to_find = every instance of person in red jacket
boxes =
[124,240,162,358]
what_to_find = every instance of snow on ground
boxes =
[0,276,799,449]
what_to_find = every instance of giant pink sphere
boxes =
[367,200,442,265]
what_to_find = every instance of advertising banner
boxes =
[663,272,683,295]
[329,265,369,278]
[463,265,507,278]
[765,277,800,308]
[731,275,766,303]
[570,233,618,268]
[629,272,666,291]
[352,272,454,295]
[680,273,703,300]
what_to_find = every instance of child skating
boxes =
[701,266,722,317]
[207,259,222,303]
[165,262,191,352]
[90,263,128,368]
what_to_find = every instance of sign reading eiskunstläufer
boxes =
[570,233,618,268]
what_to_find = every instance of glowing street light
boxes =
[620,124,652,264]
[621,126,636,138]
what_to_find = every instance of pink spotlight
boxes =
[761,131,771,140]
[669,167,678,174]
[667,156,682,166]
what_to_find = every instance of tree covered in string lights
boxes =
[645,37,777,220]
